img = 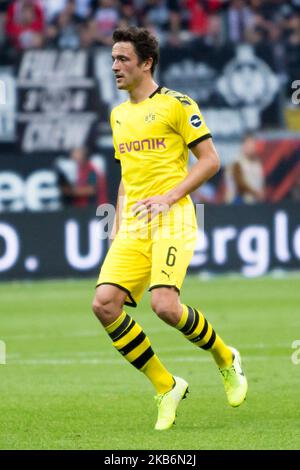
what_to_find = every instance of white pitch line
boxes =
[5,355,288,365]
[3,324,260,340]
[2,331,101,340]
[5,343,290,360]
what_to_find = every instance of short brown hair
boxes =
[112,27,159,75]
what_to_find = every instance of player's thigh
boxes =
[149,229,197,293]
[97,235,152,307]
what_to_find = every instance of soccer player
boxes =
[92,27,248,431]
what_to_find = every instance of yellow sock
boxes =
[176,305,233,368]
[105,311,174,394]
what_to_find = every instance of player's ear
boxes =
[143,57,153,72]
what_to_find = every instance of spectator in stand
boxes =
[6,0,44,50]
[118,1,138,29]
[204,12,224,47]
[166,0,182,44]
[42,0,92,23]
[78,20,95,47]
[90,0,120,46]
[186,0,209,38]
[141,0,170,41]
[225,0,255,43]
[55,147,108,208]
[41,0,66,23]
[225,133,265,204]
[46,0,82,49]
[0,1,10,46]
[284,11,300,83]
[138,0,183,46]
[73,0,92,20]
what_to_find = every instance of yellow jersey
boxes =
[110,86,211,228]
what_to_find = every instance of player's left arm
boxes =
[132,138,220,220]
[166,137,220,204]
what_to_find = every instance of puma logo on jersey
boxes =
[161,270,172,280]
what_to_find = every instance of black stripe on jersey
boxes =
[149,86,162,98]
[191,317,208,343]
[188,133,212,149]
[118,331,146,356]
[201,329,216,350]
[180,306,195,334]
[131,346,154,369]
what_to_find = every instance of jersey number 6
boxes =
[166,246,177,267]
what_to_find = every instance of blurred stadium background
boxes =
[0,0,300,279]
[1,0,300,450]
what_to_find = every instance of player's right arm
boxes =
[110,179,125,242]
[110,108,124,242]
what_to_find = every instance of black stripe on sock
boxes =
[118,331,146,356]
[180,306,195,333]
[131,346,154,369]
[115,319,136,341]
[201,329,216,350]
[109,315,131,341]
[191,317,208,343]
[187,308,200,335]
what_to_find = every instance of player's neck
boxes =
[128,79,159,104]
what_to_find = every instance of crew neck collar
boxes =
[149,86,161,98]
[128,86,161,105]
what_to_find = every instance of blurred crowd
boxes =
[192,133,266,204]
[191,132,300,205]
[0,0,299,56]
[1,0,299,207]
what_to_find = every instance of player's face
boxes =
[112,42,145,91]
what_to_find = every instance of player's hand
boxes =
[132,194,173,223]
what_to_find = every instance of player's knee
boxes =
[92,294,117,323]
[92,296,105,318]
[151,297,179,326]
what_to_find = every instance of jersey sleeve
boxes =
[170,95,211,148]
[110,109,120,162]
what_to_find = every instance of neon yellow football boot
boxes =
[219,346,248,407]
[154,376,189,430]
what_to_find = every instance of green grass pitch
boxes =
[1,275,299,450]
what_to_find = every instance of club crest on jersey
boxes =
[145,112,155,123]
[189,114,202,128]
